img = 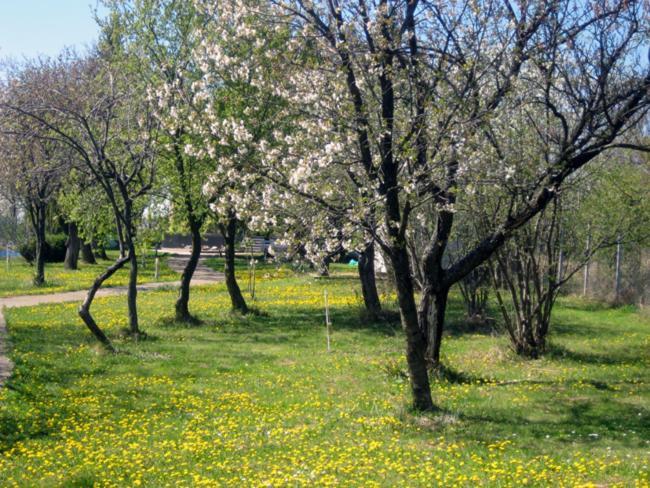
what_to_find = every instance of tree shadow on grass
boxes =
[444,318,498,337]
[208,305,402,339]
[457,393,650,449]
[430,363,491,385]
[550,319,625,339]
[545,341,643,366]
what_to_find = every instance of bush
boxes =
[106,239,120,251]
[47,234,68,262]
[18,233,68,263]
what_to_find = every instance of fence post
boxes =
[154,257,160,280]
[251,258,256,300]
[324,289,331,352]
[615,235,622,303]
[583,233,591,296]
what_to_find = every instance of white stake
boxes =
[583,232,591,296]
[324,289,331,352]
[251,258,256,300]
[615,235,622,302]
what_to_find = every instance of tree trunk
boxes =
[64,222,80,270]
[81,242,96,264]
[316,256,331,277]
[175,223,202,322]
[126,240,141,336]
[78,255,130,352]
[95,243,109,260]
[33,204,47,286]
[221,216,249,314]
[358,241,382,319]
[389,247,435,411]
[426,288,449,368]
[513,320,545,359]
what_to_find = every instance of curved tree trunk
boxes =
[175,223,202,322]
[221,215,248,314]
[358,241,382,319]
[64,222,80,270]
[389,246,435,411]
[78,255,130,352]
[81,242,96,264]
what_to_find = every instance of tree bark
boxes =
[175,223,202,322]
[358,241,382,319]
[81,242,96,264]
[389,247,435,411]
[426,288,449,368]
[64,222,80,270]
[317,258,330,277]
[126,239,141,336]
[221,215,248,314]
[78,255,130,352]
[33,204,47,286]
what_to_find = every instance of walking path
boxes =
[166,256,224,281]
[0,255,223,387]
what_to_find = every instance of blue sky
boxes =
[0,1,106,61]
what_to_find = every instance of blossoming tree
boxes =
[239,0,650,410]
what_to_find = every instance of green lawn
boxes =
[0,268,648,486]
[0,253,179,298]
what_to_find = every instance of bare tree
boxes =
[482,147,649,357]
[0,102,67,285]
[1,52,157,349]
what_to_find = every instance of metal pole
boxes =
[6,243,10,272]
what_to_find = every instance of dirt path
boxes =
[0,257,223,387]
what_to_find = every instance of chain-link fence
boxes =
[563,244,649,307]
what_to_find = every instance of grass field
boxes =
[0,266,648,487]
[0,253,179,298]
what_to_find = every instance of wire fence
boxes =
[563,244,649,307]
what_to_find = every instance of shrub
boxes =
[18,233,68,263]
[47,234,68,262]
